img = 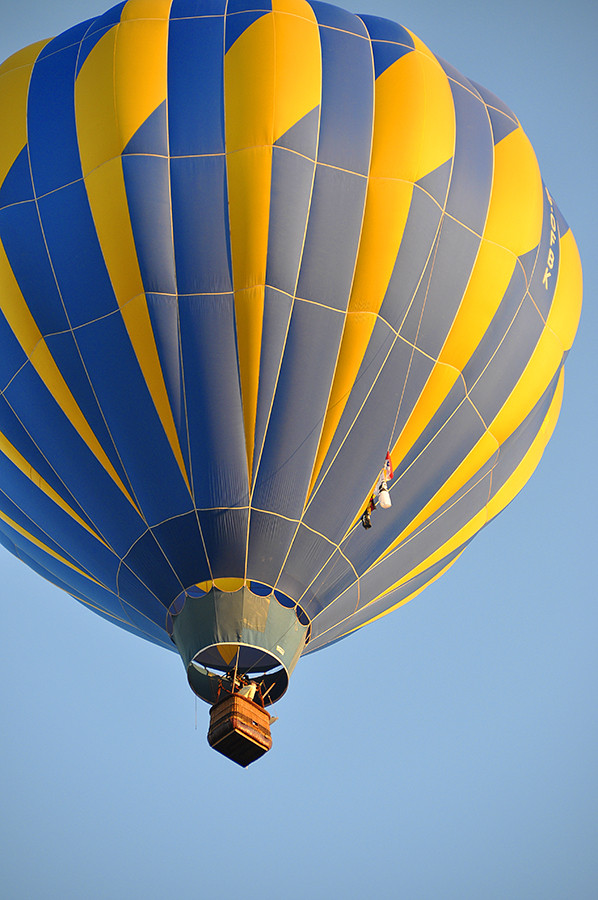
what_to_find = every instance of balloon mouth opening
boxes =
[171,585,308,706]
[187,649,289,707]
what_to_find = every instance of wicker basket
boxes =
[207,693,273,767]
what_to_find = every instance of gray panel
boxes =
[296,165,367,310]
[246,510,300,591]
[378,186,444,330]
[488,367,562,497]
[251,300,345,517]
[462,263,528,391]
[399,218,481,359]
[253,287,294,482]
[442,68,494,233]
[468,296,545,425]
[274,106,319,159]
[266,147,316,296]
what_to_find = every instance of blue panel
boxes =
[170,156,232,294]
[168,15,225,156]
[246,510,299,589]
[151,512,211,588]
[73,312,193,523]
[0,202,70,336]
[196,508,249,578]
[0,392,96,529]
[37,181,119,328]
[359,13,415,79]
[253,287,293,482]
[266,147,316,296]
[115,558,172,612]
[357,15,414,46]
[4,360,145,557]
[0,496,94,581]
[316,25,373,174]
[443,66,494,233]
[37,18,95,58]
[251,300,344,517]
[276,523,337,607]
[225,10,270,53]
[28,41,82,196]
[274,106,319,159]
[43,329,132,492]
[0,463,120,577]
[146,293,188,473]
[370,39,412,79]
[296,165,367,309]
[178,294,249,509]
[122,155,176,295]
[311,1,366,34]
[120,529,186,606]
[76,24,118,76]
[123,101,168,157]
[227,0,271,12]
[300,550,356,616]
[0,316,27,392]
[171,0,226,15]
[118,600,172,642]
[0,146,34,209]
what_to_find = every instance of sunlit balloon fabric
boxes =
[0,0,581,660]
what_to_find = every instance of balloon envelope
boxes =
[0,0,581,686]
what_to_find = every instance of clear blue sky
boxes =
[1,2,596,898]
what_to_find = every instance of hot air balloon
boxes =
[0,0,581,764]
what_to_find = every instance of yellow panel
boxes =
[213,577,245,592]
[546,229,582,352]
[271,0,321,143]
[76,16,168,170]
[370,39,455,184]
[0,240,137,506]
[485,368,564,521]
[217,643,239,665]
[369,506,486,598]
[0,67,31,185]
[376,428,499,564]
[0,432,109,545]
[409,34,456,181]
[0,39,49,78]
[484,127,543,257]
[74,28,121,175]
[349,179,415,314]
[114,15,169,150]
[308,311,378,495]
[325,550,462,640]
[308,44,454,496]
[121,0,171,20]
[390,361,461,472]
[225,14,276,154]
[82,160,190,491]
[82,159,144,301]
[489,326,563,446]
[0,508,103,584]
[439,239,516,371]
